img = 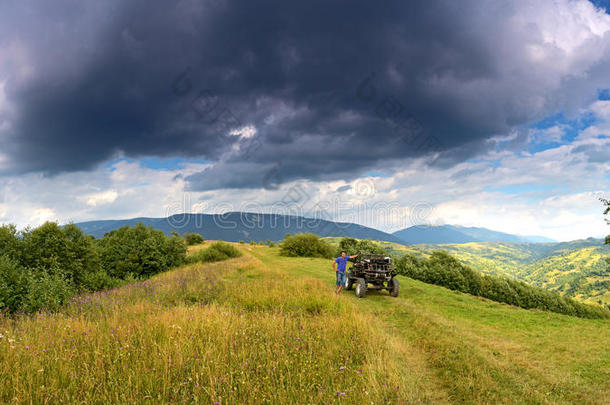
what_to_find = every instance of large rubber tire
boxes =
[354,278,367,298]
[345,276,354,291]
[389,277,399,297]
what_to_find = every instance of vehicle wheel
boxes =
[345,277,354,291]
[389,277,399,297]
[354,278,367,298]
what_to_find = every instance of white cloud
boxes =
[29,208,57,226]
[0,159,208,228]
[82,190,119,207]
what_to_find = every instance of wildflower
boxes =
[339,366,345,370]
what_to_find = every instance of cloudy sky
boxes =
[1,0,609,241]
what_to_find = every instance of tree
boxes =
[20,222,100,285]
[98,223,186,279]
[335,237,388,257]
[184,233,204,246]
[0,256,31,313]
[0,224,21,262]
[394,253,423,278]
[279,233,334,258]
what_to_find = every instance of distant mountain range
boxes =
[74,213,557,245]
[392,224,555,244]
[74,213,407,244]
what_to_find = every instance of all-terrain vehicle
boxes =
[344,254,399,298]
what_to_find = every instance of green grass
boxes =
[0,243,608,404]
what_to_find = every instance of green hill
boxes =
[353,238,610,307]
[1,244,608,404]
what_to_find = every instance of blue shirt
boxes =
[334,256,350,273]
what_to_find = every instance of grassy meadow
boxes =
[0,242,609,404]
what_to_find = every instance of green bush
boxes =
[21,272,74,313]
[80,270,122,291]
[1,222,101,314]
[186,242,242,264]
[0,256,31,313]
[21,222,100,286]
[184,233,205,246]
[208,242,241,258]
[0,225,22,262]
[98,223,187,279]
[279,233,334,258]
[0,256,75,314]
[187,248,227,264]
[334,237,389,257]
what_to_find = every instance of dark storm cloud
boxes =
[1,0,609,189]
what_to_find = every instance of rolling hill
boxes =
[2,244,608,403]
[368,238,610,306]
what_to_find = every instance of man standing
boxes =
[333,251,359,295]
